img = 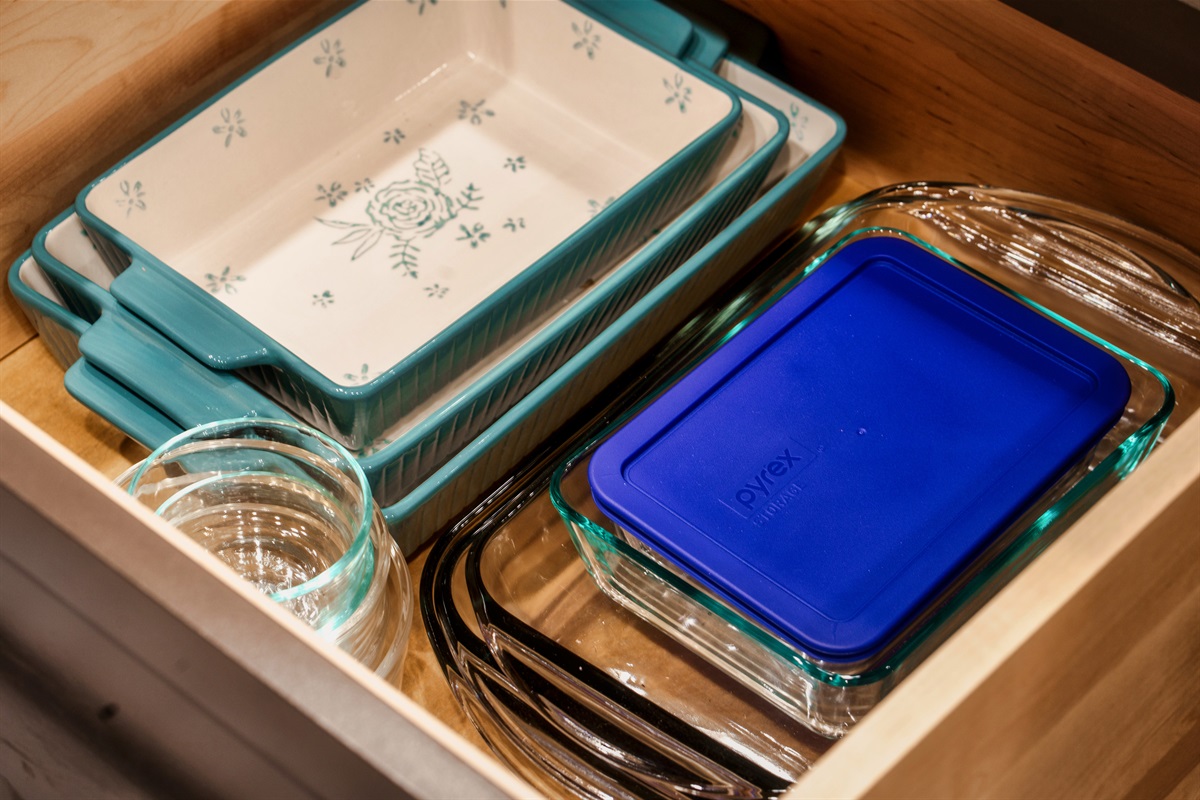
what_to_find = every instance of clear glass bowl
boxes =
[551,187,1200,737]
[120,418,411,679]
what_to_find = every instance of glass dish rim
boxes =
[419,462,805,797]
[123,417,377,614]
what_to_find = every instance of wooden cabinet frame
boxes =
[2,2,1197,797]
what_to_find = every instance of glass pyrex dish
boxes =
[585,234,1135,663]
[409,181,1197,795]
[77,0,743,450]
[549,184,1200,738]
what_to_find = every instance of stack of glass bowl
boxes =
[120,418,412,681]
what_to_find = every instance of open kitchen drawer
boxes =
[2,1,1198,797]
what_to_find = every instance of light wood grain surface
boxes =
[2,1,1198,798]
[791,411,1200,800]
[727,0,1200,255]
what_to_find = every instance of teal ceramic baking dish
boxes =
[7,254,88,371]
[74,0,745,450]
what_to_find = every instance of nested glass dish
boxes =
[550,187,1200,737]
[422,475,831,800]
[420,182,1200,794]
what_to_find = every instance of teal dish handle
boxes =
[573,0,696,59]
[681,19,729,70]
[78,309,292,430]
[108,252,274,370]
[64,360,182,451]
[579,0,730,70]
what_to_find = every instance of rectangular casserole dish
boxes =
[77,0,742,449]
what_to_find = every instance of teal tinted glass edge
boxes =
[547,226,1173,688]
[125,417,377,622]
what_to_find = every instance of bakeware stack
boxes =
[419,184,1200,798]
[10,0,846,553]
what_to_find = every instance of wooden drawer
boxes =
[2,2,1198,797]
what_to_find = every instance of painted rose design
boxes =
[366,181,455,236]
[318,149,482,276]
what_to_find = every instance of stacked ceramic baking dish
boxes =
[8,0,845,554]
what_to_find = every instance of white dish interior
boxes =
[19,258,68,304]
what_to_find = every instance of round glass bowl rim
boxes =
[124,416,376,605]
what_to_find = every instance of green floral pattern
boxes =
[115,180,146,216]
[205,266,244,295]
[587,196,615,217]
[314,39,346,78]
[788,102,809,140]
[455,222,490,248]
[458,99,495,125]
[316,182,348,207]
[572,21,600,59]
[343,363,378,385]
[212,108,247,147]
[317,149,483,276]
[663,74,693,113]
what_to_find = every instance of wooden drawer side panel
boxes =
[792,413,1200,799]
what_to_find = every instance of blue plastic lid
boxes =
[588,235,1132,662]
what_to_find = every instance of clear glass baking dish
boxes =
[417,183,1200,794]
[422,461,832,800]
[550,185,1200,737]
